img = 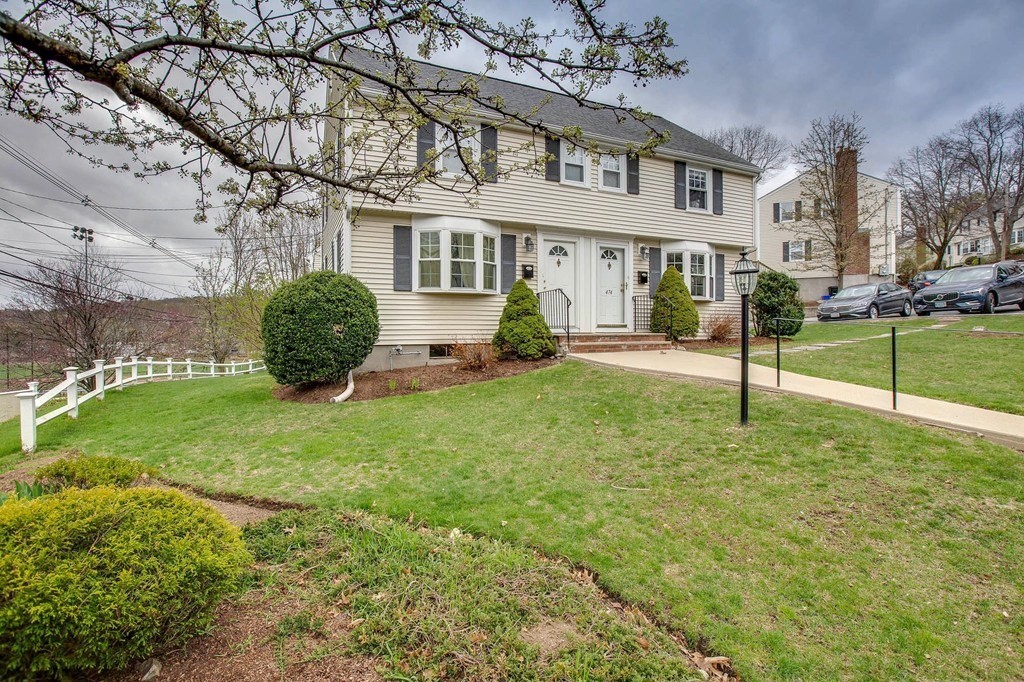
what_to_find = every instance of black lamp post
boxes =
[730,249,760,425]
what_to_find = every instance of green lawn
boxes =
[2,363,1022,681]
[721,314,1024,414]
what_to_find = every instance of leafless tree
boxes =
[12,250,149,369]
[0,1,686,217]
[787,113,889,288]
[702,124,788,178]
[888,135,973,269]
[952,103,1024,260]
[190,249,235,363]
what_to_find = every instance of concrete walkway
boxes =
[570,350,1024,450]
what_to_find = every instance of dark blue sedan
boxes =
[913,262,1024,315]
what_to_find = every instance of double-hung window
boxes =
[664,241,713,300]
[436,125,480,177]
[412,218,501,293]
[778,201,796,222]
[688,167,709,210]
[598,153,625,192]
[562,142,588,186]
[1013,228,1024,245]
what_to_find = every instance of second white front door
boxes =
[596,246,625,326]
[543,240,576,326]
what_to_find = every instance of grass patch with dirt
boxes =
[2,362,1022,680]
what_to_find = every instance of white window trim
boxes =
[778,200,796,223]
[789,239,807,262]
[561,141,589,188]
[412,217,501,294]
[687,166,711,213]
[597,153,626,193]
[435,124,481,179]
[663,240,714,301]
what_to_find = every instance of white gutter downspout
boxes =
[329,371,355,403]
[752,175,761,257]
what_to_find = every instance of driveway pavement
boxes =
[570,350,1024,450]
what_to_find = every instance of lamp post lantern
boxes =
[730,249,760,425]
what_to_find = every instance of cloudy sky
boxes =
[2,0,1023,301]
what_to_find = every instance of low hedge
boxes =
[35,454,156,489]
[0,487,251,678]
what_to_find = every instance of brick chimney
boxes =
[837,147,869,275]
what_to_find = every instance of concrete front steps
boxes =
[562,332,673,353]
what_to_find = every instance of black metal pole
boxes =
[4,332,9,390]
[891,326,897,410]
[29,333,34,382]
[775,317,781,387]
[741,294,750,425]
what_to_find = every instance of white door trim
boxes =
[537,231,582,330]
[593,237,633,331]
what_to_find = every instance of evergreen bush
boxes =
[649,268,699,340]
[492,280,556,360]
[35,454,156,489]
[262,271,380,386]
[751,270,804,337]
[0,487,250,677]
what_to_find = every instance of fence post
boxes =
[230,361,236,376]
[186,358,193,379]
[247,359,254,374]
[64,366,79,418]
[891,326,898,410]
[146,357,154,382]
[114,357,124,390]
[19,382,38,452]
[94,360,106,400]
[211,359,217,377]
[166,358,173,379]
[130,356,139,384]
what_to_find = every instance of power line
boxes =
[0,185,224,212]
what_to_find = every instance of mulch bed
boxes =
[274,358,561,404]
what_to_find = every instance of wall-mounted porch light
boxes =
[524,235,535,252]
[639,244,650,261]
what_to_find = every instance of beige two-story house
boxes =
[324,51,761,371]
[758,165,901,302]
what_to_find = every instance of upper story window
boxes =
[778,201,796,223]
[688,167,709,210]
[412,217,501,293]
[561,142,588,187]
[436,125,480,177]
[598,154,625,192]
[1012,228,1024,245]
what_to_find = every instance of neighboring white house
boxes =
[323,50,761,371]
[946,210,1024,266]
[758,170,900,302]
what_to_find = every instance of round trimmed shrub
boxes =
[0,487,251,677]
[35,454,156,489]
[650,267,699,340]
[492,280,556,360]
[262,271,380,385]
[751,270,804,337]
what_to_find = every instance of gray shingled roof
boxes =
[343,48,761,175]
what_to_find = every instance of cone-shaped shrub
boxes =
[751,270,804,337]
[262,271,380,386]
[650,267,699,339]
[492,280,556,359]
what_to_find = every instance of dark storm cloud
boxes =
[3,0,1023,299]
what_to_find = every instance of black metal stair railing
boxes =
[632,294,675,337]
[537,288,572,350]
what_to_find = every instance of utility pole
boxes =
[71,226,95,283]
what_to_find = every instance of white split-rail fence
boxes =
[17,356,265,452]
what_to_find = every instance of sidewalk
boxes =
[570,350,1024,450]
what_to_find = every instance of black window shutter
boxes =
[814,198,822,218]
[712,169,724,215]
[545,136,560,181]
[805,240,812,260]
[714,253,726,301]
[417,122,435,170]
[627,155,640,195]
[480,125,498,183]
[648,247,662,297]
[773,202,780,223]
[500,234,517,294]
[393,226,412,291]
[795,200,803,221]
[674,162,687,209]
[783,241,790,263]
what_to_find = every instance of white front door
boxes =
[543,240,576,326]
[596,247,625,326]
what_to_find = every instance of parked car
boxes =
[908,269,946,293]
[817,283,913,320]
[913,262,1024,315]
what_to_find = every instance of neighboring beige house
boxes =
[758,168,900,302]
[323,51,761,371]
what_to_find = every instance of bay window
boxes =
[412,217,501,293]
[664,241,714,300]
